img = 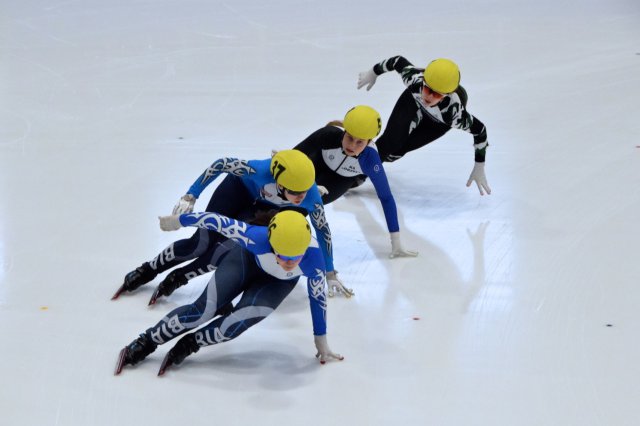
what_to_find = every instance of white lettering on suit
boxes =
[322,148,364,177]
[150,314,185,344]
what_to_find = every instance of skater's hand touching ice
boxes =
[314,335,344,364]
[389,232,418,259]
[466,162,491,195]
[325,270,354,298]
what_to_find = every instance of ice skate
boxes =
[111,263,157,300]
[114,333,157,375]
[148,270,188,305]
[157,333,200,376]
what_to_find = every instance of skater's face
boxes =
[421,83,445,107]
[275,252,304,271]
[280,185,307,205]
[342,132,370,156]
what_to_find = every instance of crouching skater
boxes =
[114,210,342,376]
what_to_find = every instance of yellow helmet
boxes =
[343,105,382,140]
[270,150,315,192]
[267,210,312,257]
[423,58,460,94]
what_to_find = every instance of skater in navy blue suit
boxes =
[115,210,343,376]
[112,150,350,303]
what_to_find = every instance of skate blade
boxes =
[148,287,161,306]
[114,347,128,375]
[157,353,172,376]
[111,284,127,300]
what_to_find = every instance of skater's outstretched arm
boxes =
[159,212,264,253]
[172,158,257,214]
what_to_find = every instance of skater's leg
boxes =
[374,89,419,161]
[189,274,297,347]
[147,227,216,273]
[115,245,252,372]
[149,206,275,304]
[115,175,253,298]
[157,174,255,281]
[149,239,237,304]
[145,245,252,345]
[113,227,215,299]
[159,272,297,373]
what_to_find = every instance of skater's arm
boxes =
[306,272,328,336]
[372,55,414,75]
[302,253,343,363]
[373,56,424,87]
[359,149,399,233]
[358,56,423,90]
[441,94,488,162]
[461,113,488,163]
[300,250,328,335]
[160,212,261,250]
[187,158,256,198]
[306,201,335,272]
[360,151,419,258]
[442,98,491,195]
[471,114,489,163]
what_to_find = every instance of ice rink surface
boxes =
[1,1,639,425]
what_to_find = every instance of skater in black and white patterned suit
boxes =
[357,55,491,195]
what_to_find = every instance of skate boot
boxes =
[114,333,157,375]
[112,262,157,300]
[148,270,189,305]
[158,333,200,376]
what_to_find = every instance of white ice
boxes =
[1,1,639,425]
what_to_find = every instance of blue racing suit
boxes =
[145,212,329,350]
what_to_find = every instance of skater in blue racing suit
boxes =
[115,210,343,375]
[113,150,348,303]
